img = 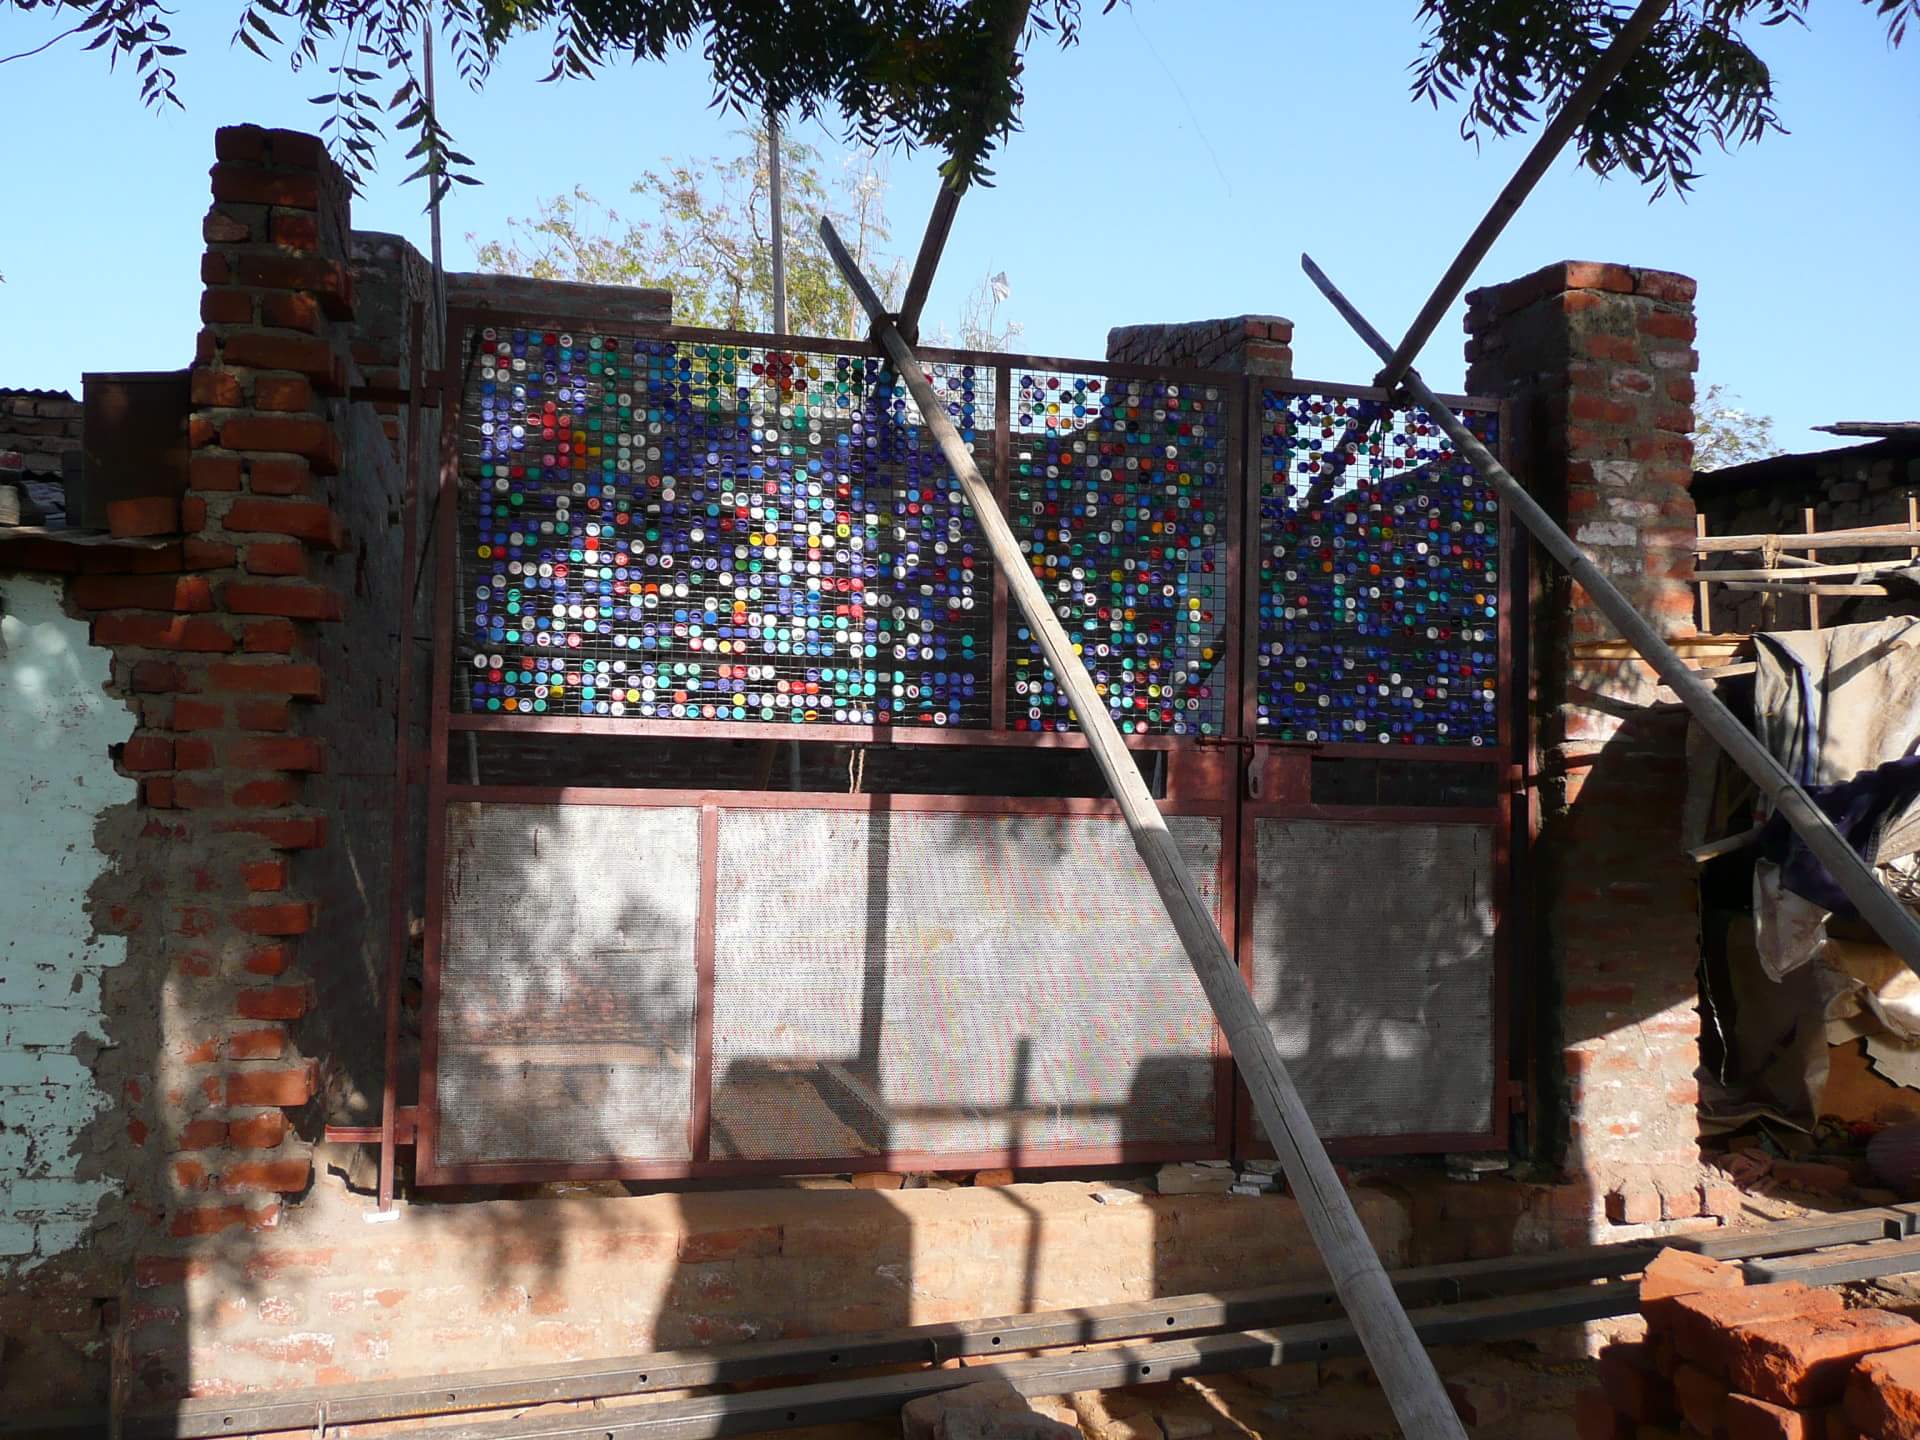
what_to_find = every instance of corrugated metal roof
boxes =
[0,386,78,402]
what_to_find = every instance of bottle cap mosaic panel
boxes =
[1256,391,1502,747]
[1007,370,1232,737]
[457,326,993,728]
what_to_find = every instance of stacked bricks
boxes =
[0,387,83,479]
[1465,262,1704,1221]
[1105,315,1292,377]
[1581,1248,1920,1439]
[88,124,358,1247]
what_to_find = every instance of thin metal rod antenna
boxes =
[1303,251,1920,976]
[1372,0,1672,393]
[822,214,1468,1440]
[768,108,788,334]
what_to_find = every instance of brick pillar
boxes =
[1465,261,1706,1227]
[1105,315,1292,377]
[93,126,355,1251]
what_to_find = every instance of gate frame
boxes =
[410,307,1519,1185]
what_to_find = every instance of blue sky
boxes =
[1,2,1913,453]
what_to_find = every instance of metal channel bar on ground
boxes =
[296,1231,1920,1440]
[133,1206,1920,1438]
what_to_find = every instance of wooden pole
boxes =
[1694,514,1712,633]
[1302,251,1920,978]
[768,110,789,334]
[1805,508,1821,630]
[1372,0,1672,393]
[895,0,1031,340]
[821,217,1468,1440]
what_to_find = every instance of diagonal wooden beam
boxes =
[822,216,1469,1440]
[1372,0,1673,393]
[1304,250,1920,977]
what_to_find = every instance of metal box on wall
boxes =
[75,370,191,531]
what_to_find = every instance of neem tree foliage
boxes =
[4,0,1914,198]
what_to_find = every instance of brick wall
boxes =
[1105,315,1292,376]
[1465,261,1704,1220]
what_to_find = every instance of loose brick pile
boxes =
[1580,1249,1920,1438]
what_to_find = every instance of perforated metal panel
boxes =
[1249,818,1494,1139]
[436,802,700,1165]
[710,810,1222,1159]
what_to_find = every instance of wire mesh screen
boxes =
[1256,392,1501,746]
[1007,369,1232,737]
[1248,818,1494,1139]
[435,802,701,1166]
[456,324,994,728]
[709,809,1223,1159]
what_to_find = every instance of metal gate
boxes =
[414,308,1512,1184]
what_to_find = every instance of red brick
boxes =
[190,368,245,408]
[178,1118,228,1150]
[262,291,323,334]
[233,254,353,318]
[116,736,173,773]
[242,945,293,978]
[234,902,313,936]
[1636,271,1698,304]
[182,538,239,569]
[201,290,255,325]
[171,777,226,808]
[1641,1248,1744,1305]
[249,458,311,495]
[1582,333,1642,364]
[1565,261,1638,293]
[1647,1283,1846,1376]
[141,776,176,808]
[221,332,338,386]
[217,417,341,473]
[73,574,215,613]
[243,540,308,576]
[221,1158,312,1193]
[1846,1342,1920,1438]
[172,737,215,770]
[107,497,180,538]
[1675,1362,1730,1436]
[181,494,208,530]
[228,1028,285,1060]
[1597,1341,1677,1423]
[135,1255,209,1288]
[190,455,245,491]
[217,816,325,849]
[201,252,232,285]
[229,1110,289,1148]
[1575,1389,1634,1440]
[241,859,288,892]
[228,736,324,772]
[207,662,323,697]
[236,985,309,1021]
[222,580,343,621]
[1730,1310,1920,1408]
[262,127,328,168]
[226,1064,315,1106]
[129,659,191,693]
[214,126,270,164]
[234,698,293,731]
[1701,1184,1744,1221]
[170,1203,251,1237]
[1727,1394,1821,1440]
[92,613,236,653]
[171,1157,210,1190]
[210,165,320,209]
[1640,310,1697,341]
[243,618,299,653]
[232,777,304,808]
[268,210,320,252]
[204,208,251,242]
[1607,1184,1659,1225]
[223,498,345,548]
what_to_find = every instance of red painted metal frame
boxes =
[1228,389,1517,1159]
[410,304,1524,1187]
[416,785,1238,1186]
